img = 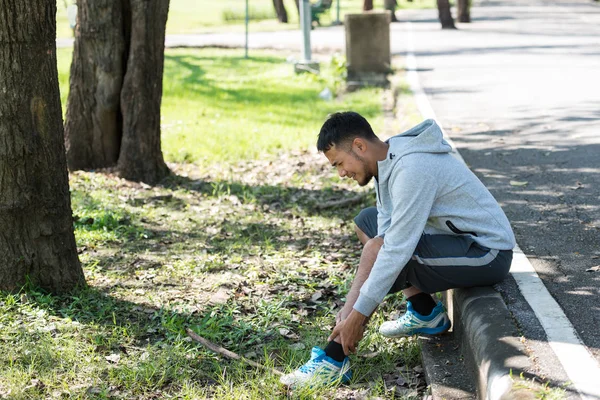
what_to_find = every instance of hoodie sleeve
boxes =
[353,165,439,316]
[376,202,391,237]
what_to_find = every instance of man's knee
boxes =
[363,236,383,255]
[354,224,370,245]
[354,206,378,240]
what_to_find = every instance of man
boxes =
[280,112,515,387]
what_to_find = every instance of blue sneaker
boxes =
[279,346,352,388]
[379,301,451,337]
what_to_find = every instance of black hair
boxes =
[316,111,377,152]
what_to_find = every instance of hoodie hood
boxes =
[377,119,452,182]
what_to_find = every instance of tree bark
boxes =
[384,0,398,22]
[0,0,85,292]
[64,0,124,170]
[65,0,170,184]
[457,0,471,23]
[363,0,374,11]
[437,0,456,29]
[117,0,170,183]
[294,0,300,15]
[273,0,289,23]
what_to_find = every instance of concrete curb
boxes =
[421,287,543,400]
[452,287,527,399]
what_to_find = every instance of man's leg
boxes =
[325,236,382,362]
[401,287,437,316]
[279,208,381,387]
[380,234,512,337]
[353,206,377,245]
[354,224,370,246]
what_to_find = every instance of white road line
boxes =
[405,21,600,400]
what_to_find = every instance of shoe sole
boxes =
[381,320,451,338]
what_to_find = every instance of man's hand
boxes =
[335,304,353,326]
[328,310,367,355]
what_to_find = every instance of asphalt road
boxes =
[393,0,600,378]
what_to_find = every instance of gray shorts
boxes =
[354,207,512,294]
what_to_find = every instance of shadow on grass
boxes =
[163,51,383,127]
[14,284,280,394]
[163,173,374,216]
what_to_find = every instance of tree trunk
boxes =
[65,0,170,184]
[363,0,374,11]
[64,0,124,170]
[384,0,398,22]
[294,0,300,15]
[437,0,456,29]
[457,0,471,23]
[117,0,170,183]
[0,0,85,292]
[273,0,289,23]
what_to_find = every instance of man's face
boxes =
[324,142,373,187]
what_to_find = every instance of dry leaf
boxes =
[360,351,380,358]
[209,288,230,305]
[105,354,121,364]
[510,180,528,187]
[570,181,584,190]
[86,387,103,395]
[289,343,306,351]
[278,328,299,339]
[310,290,323,302]
[396,375,407,386]
[278,328,290,336]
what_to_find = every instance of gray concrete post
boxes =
[345,12,391,88]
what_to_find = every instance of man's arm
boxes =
[336,236,383,323]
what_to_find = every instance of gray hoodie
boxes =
[353,119,516,316]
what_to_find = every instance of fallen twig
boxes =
[186,328,284,376]
[315,193,370,210]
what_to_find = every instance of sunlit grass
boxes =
[10,23,433,400]
[56,0,438,38]
[56,47,385,165]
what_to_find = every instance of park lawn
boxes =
[57,47,385,166]
[0,158,423,399]
[56,0,438,38]
[0,50,426,398]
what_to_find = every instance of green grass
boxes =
[57,47,384,165]
[56,0,438,38]
[1,41,428,400]
[0,158,422,399]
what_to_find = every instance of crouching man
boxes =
[280,112,515,387]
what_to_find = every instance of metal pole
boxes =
[245,0,249,58]
[294,0,319,73]
[300,0,311,62]
[332,0,342,26]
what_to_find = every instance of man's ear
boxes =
[353,138,368,153]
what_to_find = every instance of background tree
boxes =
[364,0,398,21]
[457,0,471,22]
[273,0,289,23]
[0,0,85,292]
[65,0,170,184]
[384,0,399,22]
[437,0,456,29]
